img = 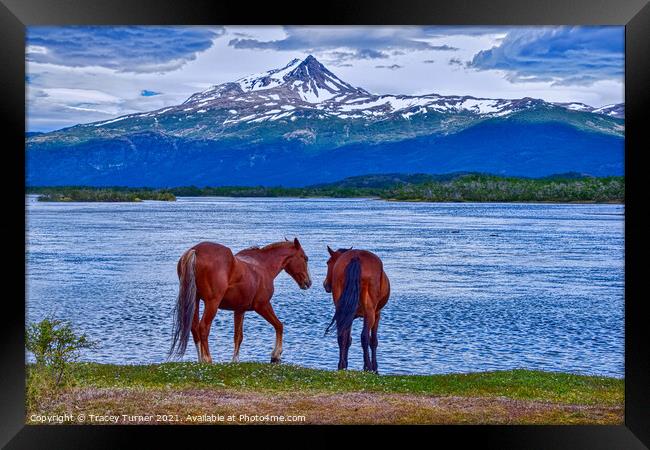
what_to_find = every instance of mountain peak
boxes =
[182,55,366,106]
[300,54,326,71]
[219,55,366,103]
[295,55,331,72]
[286,55,368,102]
[292,54,327,75]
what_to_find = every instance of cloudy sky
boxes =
[26,26,624,132]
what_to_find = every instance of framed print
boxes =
[1,0,649,447]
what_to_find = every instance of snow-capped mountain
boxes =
[43,54,623,141]
[185,55,368,106]
[180,55,623,122]
[553,102,624,119]
[27,56,624,187]
[178,55,571,123]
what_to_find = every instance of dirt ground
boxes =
[29,387,623,425]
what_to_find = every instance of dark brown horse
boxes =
[169,238,311,363]
[324,247,390,372]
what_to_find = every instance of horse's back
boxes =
[338,249,383,276]
[179,241,236,282]
[192,241,233,255]
[335,250,386,292]
[356,250,389,311]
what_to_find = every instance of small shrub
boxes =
[26,317,95,408]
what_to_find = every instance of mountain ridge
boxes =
[26,55,625,187]
[29,55,624,144]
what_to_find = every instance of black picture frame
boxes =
[2,0,648,447]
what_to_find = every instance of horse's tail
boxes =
[168,249,197,359]
[325,257,361,336]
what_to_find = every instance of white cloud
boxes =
[40,88,122,104]
[26,45,48,54]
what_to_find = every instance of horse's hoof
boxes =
[270,357,281,364]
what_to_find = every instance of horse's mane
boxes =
[238,241,293,256]
[262,241,294,251]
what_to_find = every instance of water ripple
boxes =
[26,196,624,377]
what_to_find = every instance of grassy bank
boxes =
[28,187,176,202]
[27,174,624,204]
[28,362,624,425]
[385,175,624,203]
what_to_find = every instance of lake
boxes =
[26,196,625,377]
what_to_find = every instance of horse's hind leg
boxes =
[232,311,244,363]
[199,296,222,363]
[360,285,376,372]
[191,297,201,361]
[337,327,352,370]
[370,313,380,373]
[360,313,375,372]
[255,303,283,363]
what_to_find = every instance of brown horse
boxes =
[324,247,390,372]
[169,238,312,363]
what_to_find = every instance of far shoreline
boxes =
[26,193,625,206]
[25,173,625,204]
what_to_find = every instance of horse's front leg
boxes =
[256,303,283,363]
[232,311,244,363]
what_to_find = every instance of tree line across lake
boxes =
[27,173,624,203]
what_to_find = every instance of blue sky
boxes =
[26,26,624,132]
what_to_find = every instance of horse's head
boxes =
[284,238,312,290]
[323,245,351,293]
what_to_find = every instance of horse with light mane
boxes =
[169,238,311,363]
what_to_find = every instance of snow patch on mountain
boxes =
[592,104,625,118]
[237,58,302,92]
[553,101,624,119]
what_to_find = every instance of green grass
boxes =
[68,362,623,407]
[27,363,623,424]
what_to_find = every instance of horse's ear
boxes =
[294,237,301,249]
[327,245,335,256]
